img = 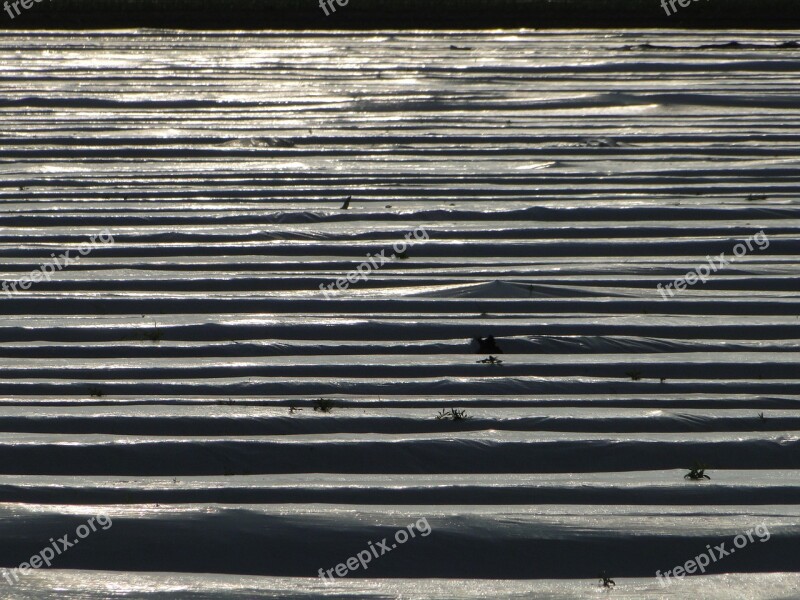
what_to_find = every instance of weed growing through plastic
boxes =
[313,398,336,413]
[684,461,711,480]
[435,408,470,421]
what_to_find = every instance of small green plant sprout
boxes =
[87,386,104,398]
[758,412,766,422]
[435,408,470,421]
[477,355,503,365]
[625,370,642,381]
[598,571,615,588]
[313,398,336,413]
[684,461,711,480]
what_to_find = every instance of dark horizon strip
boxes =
[0,0,798,29]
